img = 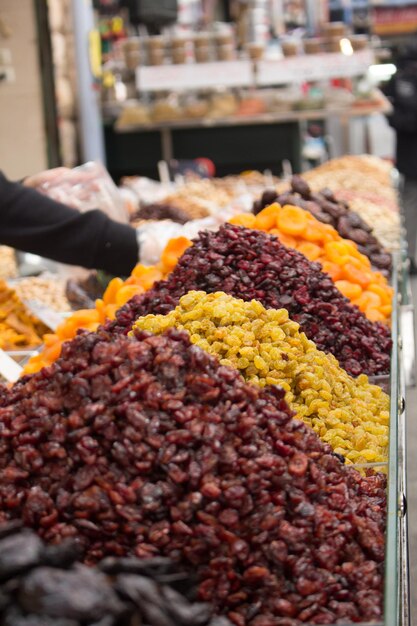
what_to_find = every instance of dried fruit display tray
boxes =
[0,257,409,626]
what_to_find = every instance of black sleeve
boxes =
[0,171,139,276]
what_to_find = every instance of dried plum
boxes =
[19,566,123,620]
[291,175,311,198]
[0,525,222,626]
[0,531,43,580]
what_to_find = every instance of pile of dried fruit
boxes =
[0,522,226,626]
[23,218,393,376]
[300,155,398,205]
[0,280,49,350]
[288,156,401,252]
[0,328,386,624]
[231,205,393,323]
[253,175,392,274]
[23,237,191,374]
[112,224,392,377]
[162,180,234,220]
[336,189,401,252]
[131,202,190,225]
[13,276,70,312]
[133,291,389,464]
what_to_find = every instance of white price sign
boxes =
[0,349,22,383]
[137,60,253,92]
[257,50,374,86]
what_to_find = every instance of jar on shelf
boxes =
[217,44,236,61]
[304,38,323,55]
[350,35,369,51]
[149,49,165,66]
[193,32,211,48]
[246,42,264,60]
[172,46,187,64]
[123,38,142,69]
[124,37,141,53]
[214,31,233,46]
[195,46,211,63]
[322,22,347,38]
[125,49,142,70]
[147,35,165,51]
[325,37,343,53]
[171,34,190,64]
[281,40,300,57]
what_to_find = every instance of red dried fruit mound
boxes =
[0,328,386,625]
[110,223,391,377]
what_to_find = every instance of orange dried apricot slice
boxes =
[276,205,308,236]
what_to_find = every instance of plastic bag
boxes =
[137,220,184,266]
[24,162,128,224]
[136,215,223,266]
[121,176,175,206]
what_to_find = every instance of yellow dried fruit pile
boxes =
[133,291,389,465]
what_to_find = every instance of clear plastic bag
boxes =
[25,162,128,224]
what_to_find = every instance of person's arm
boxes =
[0,171,139,275]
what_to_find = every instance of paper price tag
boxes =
[0,349,23,383]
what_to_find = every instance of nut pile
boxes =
[112,224,392,376]
[13,276,71,312]
[0,328,386,624]
[0,522,227,626]
[231,205,393,324]
[300,155,398,205]
[162,180,233,220]
[133,291,389,464]
[253,175,392,274]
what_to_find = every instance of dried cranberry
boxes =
[0,329,386,623]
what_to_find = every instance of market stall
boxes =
[0,155,411,625]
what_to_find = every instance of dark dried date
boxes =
[0,523,222,626]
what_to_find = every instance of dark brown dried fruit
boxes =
[0,523,224,626]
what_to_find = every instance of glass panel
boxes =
[383,252,400,626]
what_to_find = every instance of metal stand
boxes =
[399,300,411,626]
[71,0,106,163]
